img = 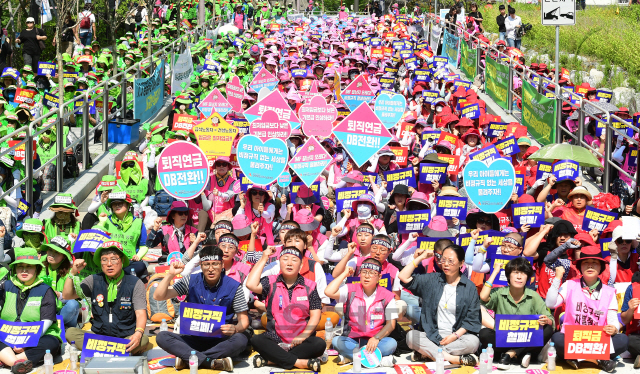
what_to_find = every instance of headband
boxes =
[201,254,222,262]
[281,224,298,231]
[214,223,233,232]
[356,226,374,235]
[371,238,393,250]
[280,248,302,259]
[219,236,239,248]
[360,262,381,273]
[503,237,521,247]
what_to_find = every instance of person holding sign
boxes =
[479,258,554,370]
[0,247,62,371]
[324,259,398,366]
[545,246,627,372]
[554,186,593,232]
[237,185,276,246]
[153,247,249,372]
[209,157,237,216]
[399,245,481,366]
[63,241,149,354]
[247,246,325,372]
[536,175,577,205]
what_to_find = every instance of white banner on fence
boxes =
[171,49,193,94]
[430,23,442,53]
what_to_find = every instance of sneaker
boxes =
[380,356,396,367]
[520,353,531,368]
[497,353,511,371]
[635,355,640,369]
[410,351,426,362]
[213,357,234,371]
[597,359,616,373]
[338,355,352,365]
[566,359,580,370]
[460,354,478,367]
[10,360,32,374]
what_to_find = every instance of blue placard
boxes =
[396,210,431,234]
[335,187,368,211]
[80,333,130,363]
[16,198,30,219]
[495,136,520,157]
[435,196,468,219]
[419,162,448,184]
[433,56,448,69]
[600,237,611,257]
[63,71,79,82]
[346,273,392,291]
[134,60,165,124]
[596,89,613,103]
[552,159,579,182]
[495,314,544,348]
[370,37,382,46]
[0,320,44,348]
[512,202,545,228]
[515,172,525,196]
[416,237,442,252]
[384,167,417,192]
[534,161,552,182]
[1,67,18,80]
[582,206,617,233]
[42,92,59,109]
[379,77,395,90]
[233,118,250,134]
[290,182,321,202]
[469,145,500,164]
[362,172,379,189]
[413,69,431,83]
[56,315,65,341]
[453,79,472,90]
[629,146,638,168]
[180,302,226,337]
[460,103,480,119]
[37,62,56,76]
[73,229,111,253]
[422,90,439,103]
[487,122,508,138]
[237,173,254,192]
[404,56,418,70]
[490,255,535,286]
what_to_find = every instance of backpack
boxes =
[246,5,254,18]
[146,272,180,322]
[62,150,80,179]
[151,189,176,216]
[79,12,92,29]
[135,9,143,23]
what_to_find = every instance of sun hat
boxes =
[609,225,639,251]
[422,215,455,237]
[406,192,431,210]
[11,247,41,268]
[41,236,73,263]
[16,218,44,239]
[295,185,318,205]
[50,193,78,212]
[567,186,592,201]
[232,214,253,237]
[93,241,130,267]
[439,186,462,197]
[389,184,411,203]
[575,245,607,274]
[106,191,133,208]
[342,170,364,185]
[466,209,500,230]
[294,209,320,231]
[166,201,189,223]
[97,175,118,192]
[351,194,379,220]
[517,137,531,146]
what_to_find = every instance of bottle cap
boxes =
[71,341,75,344]
[488,343,492,347]
[191,350,196,354]
[46,350,50,353]
[550,342,555,346]
[326,317,330,321]
[482,349,486,352]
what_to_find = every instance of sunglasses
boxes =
[121,163,135,169]
[615,238,633,245]
[250,190,266,196]
[477,218,492,225]
[216,162,230,168]
[174,211,189,216]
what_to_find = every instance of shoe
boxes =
[337,355,352,365]
[174,357,188,370]
[520,353,531,368]
[635,355,640,369]
[212,357,234,371]
[307,358,321,371]
[253,355,265,368]
[411,351,426,362]
[380,356,396,367]
[460,354,478,367]
[597,359,616,373]
[537,342,550,363]
[566,359,580,370]
[497,353,511,371]
[10,360,32,374]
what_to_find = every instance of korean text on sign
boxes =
[564,325,611,360]
[494,314,543,347]
[180,302,227,338]
[0,320,43,348]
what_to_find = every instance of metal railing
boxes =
[0,16,224,215]
[429,16,639,198]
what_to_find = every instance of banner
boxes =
[192,112,238,158]
[346,273,392,291]
[582,206,617,232]
[236,135,288,186]
[495,136,520,157]
[134,60,165,124]
[469,145,500,164]
[37,62,56,76]
[459,40,477,81]
[171,50,193,94]
[390,146,408,167]
[429,24,442,53]
[564,325,611,360]
[157,141,210,200]
[336,187,368,211]
[172,114,198,133]
[80,333,130,363]
[288,137,332,187]
[384,167,417,192]
[463,159,516,214]
[435,197,468,219]
[16,199,30,219]
[73,229,111,253]
[495,315,543,348]
[396,210,431,234]
[552,159,580,182]
[180,302,226,338]
[522,80,557,146]
[485,57,509,110]
[416,237,440,252]
[487,122,508,138]
[442,31,459,69]
[418,163,447,184]
[14,89,37,106]
[512,203,545,228]
[0,320,44,348]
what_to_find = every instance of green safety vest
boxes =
[101,214,143,259]
[117,179,149,205]
[44,219,80,243]
[38,266,70,312]
[36,127,69,166]
[1,281,62,342]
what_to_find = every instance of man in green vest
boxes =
[63,241,149,354]
[0,247,62,371]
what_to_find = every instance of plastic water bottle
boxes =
[435,348,445,374]
[160,319,168,332]
[44,350,53,374]
[324,318,333,350]
[69,342,78,370]
[320,351,328,363]
[80,299,89,325]
[547,342,556,371]
[189,351,198,374]
[353,346,361,373]
[479,349,488,374]
[334,318,343,336]
[487,343,494,372]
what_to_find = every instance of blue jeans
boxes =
[507,38,522,49]
[499,32,506,41]
[79,31,92,46]
[401,290,421,324]
[332,336,397,360]
[60,299,81,328]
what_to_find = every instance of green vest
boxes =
[1,281,62,341]
[117,179,149,205]
[44,219,81,243]
[101,215,143,258]
[38,266,70,311]
[37,127,70,166]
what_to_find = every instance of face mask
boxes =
[24,233,42,248]
[436,106,443,113]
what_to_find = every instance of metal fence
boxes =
[0,16,223,214]
[431,16,639,198]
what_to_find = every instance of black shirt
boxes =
[445,12,457,32]
[18,28,44,56]
[496,14,507,33]
[469,11,483,22]
[0,38,11,66]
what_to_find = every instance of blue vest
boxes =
[186,272,240,325]
[91,273,139,338]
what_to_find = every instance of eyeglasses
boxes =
[434,253,442,261]
[360,270,379,277]
[371,246,389,253]
[501,244,521,252]
[15,265,34,273]
[216,162,230,168]
[101,258,121,265]
[616,238,633,245]
[250,190,266,196]
[440,258,457,266]
[111,201,127,208]
[201,262,223,269]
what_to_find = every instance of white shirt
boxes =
[337,285,398,321]
[135,8,148,25]
[504,15,522,40]
[437,283,457,337]
[78,11,95,32]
